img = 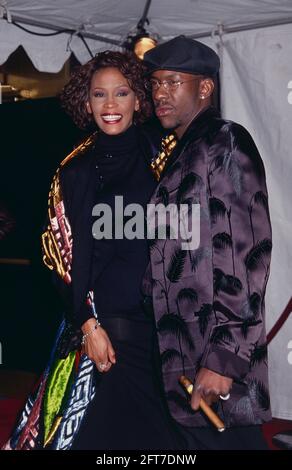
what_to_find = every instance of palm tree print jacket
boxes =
[143,106,272,428]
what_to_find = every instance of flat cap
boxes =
[143,35,220,76]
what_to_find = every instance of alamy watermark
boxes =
[288,80,292,105]
[288,339,292,365]
[92,196,200,250]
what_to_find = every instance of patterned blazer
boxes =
[143,106,272,428]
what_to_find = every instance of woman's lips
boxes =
[101,114,122,124]
[155,106,174,117]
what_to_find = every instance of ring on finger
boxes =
[219,393,230,401]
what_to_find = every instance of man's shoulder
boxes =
[185,108,254,148]
[209,116,258,153]
[209,117,265,176]
[211,115,251,139]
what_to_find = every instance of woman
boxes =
[4,51,181,450]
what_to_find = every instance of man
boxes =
[142,35,272,450]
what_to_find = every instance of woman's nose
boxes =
[104,96,116,107]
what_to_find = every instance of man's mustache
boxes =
[154,101,173,110]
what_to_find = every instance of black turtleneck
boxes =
[95,125,140,187]
[76,125,157,327]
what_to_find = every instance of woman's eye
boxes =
[93,91,104,98]
[117,90,129,97]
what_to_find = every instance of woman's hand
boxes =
[81,318,116,373]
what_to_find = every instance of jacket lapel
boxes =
[160,106,220,182]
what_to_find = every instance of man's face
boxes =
[151,70,211,139]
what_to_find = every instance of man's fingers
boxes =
[191,388,202,411]
[191,385,220,409]
[203,392,218,406]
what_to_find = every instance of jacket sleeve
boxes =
[200,123,272,381]
[44,165,75,317]
[58,159,96,329]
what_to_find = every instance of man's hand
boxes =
[81,318,116,373]
[191,367,233,410]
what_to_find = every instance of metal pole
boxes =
[138,0,152,30]
[189,17,292,40]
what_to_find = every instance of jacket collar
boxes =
[161,106,220,179]
[177,105,220,147]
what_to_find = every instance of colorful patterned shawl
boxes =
[3,134,97,450]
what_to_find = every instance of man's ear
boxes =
[199,78,214,100]
[86,101,92,114]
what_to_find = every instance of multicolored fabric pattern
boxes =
[3,135,97,450]
[150,133,177,181]
[51,355,96,450]
[42,168,73,284]
[42,133,96,283]
[43,350,76,445]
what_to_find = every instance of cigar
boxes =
[179,375,225,432]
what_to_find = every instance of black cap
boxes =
[143,35,220,77]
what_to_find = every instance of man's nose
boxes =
[152,85,169,102]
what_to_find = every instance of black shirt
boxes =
[76,125,156,327]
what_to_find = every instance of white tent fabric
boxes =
[218,23,292,419]
[0,0,291,418]
[1,0,292,72]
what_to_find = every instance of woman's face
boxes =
[86,67,140,135]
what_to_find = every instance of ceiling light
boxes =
[122,0,158,59]
[133,35,157,59]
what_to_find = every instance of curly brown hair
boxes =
[60,50,153,129]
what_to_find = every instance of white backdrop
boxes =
[216,23,292,419]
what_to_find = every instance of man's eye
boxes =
[168,80,178,87]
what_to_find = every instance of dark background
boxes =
[0,97,84,373]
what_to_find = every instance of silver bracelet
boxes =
[81,320,101,345]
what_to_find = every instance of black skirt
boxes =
[71,317,183,450]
